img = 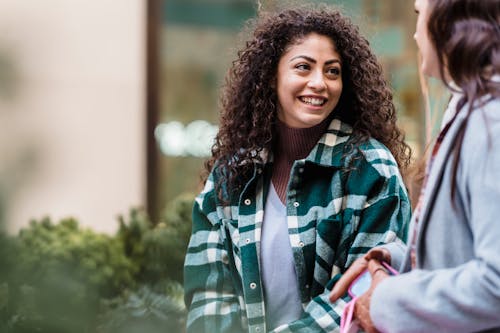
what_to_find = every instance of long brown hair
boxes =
[206,5,412,201]
[427,0,500,198]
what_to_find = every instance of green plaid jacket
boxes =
[184,118,410,333]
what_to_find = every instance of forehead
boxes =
[415,0,428,9]
[284,33,337,53]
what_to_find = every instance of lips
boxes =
[299,96,327,106]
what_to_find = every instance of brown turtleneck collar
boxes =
[272,116,331,203]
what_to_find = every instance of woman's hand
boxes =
[329,247,391,302]
[352,259,390,333]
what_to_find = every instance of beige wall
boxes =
[0,0,146,234]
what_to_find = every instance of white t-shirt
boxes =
[260,183,303,330]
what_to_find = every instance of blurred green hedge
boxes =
[0,193,194,333]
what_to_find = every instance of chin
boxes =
[300,116,329,128]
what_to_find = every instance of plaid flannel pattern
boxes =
[184,118,410,333]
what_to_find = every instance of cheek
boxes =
[337,82,343,95]
[277,83,291,102]
[418,34,439,75]
[425,51,440,78]
[277,75,296,92]
[328,82,343,99]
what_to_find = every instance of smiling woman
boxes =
[183,5,412,333]
[154,0,424,225]
[275,33,343,129]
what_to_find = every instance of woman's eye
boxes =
[295,64,310,71]
[327,67,341,76]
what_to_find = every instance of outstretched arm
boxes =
[370,106,500,333]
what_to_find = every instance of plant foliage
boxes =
[0,193,194,333]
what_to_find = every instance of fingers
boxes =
[355,261,388,333]
[329,249,392,302]
[331,259,388,333]
[367,259,390,284]
[363,247,391,263]
[355,293,380,333]
[328,258,368,302]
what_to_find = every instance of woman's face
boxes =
[275,33,343,128]
[414,0,440,77]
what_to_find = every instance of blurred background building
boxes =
[0,0,146,233]
[0,0,442,234]
[154,0,430,221]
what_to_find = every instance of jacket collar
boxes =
[305,117,353,167]
[257,117,353,169]
[414,102,469,254]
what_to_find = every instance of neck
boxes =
[271,117,331,203]
[274,120,326,160]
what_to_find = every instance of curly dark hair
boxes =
[205,5,412,201]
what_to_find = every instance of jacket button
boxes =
[250,282,257,289]
[244,199,251,205]
[298,241,305,247]
[293,201,300,207]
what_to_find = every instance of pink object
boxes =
[340,262,398,333]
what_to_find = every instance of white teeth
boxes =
[301,97,325,106]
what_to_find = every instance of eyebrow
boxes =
[290,55,341,65]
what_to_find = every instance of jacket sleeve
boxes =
[184,180,245,333]
[370,105,500,333]
[270,150,411,333]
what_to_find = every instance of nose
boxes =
[307,70,326,91]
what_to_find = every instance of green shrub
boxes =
[97,282,186,333]
[118,194,194,284]
[116,208,151,284]
[154,193,194,282]
[16,217,137,297]
[1,217,138,332]
[0,192,195,333]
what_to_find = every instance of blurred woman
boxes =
[330,0,500,332]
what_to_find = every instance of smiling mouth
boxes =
[299,96,327,106]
